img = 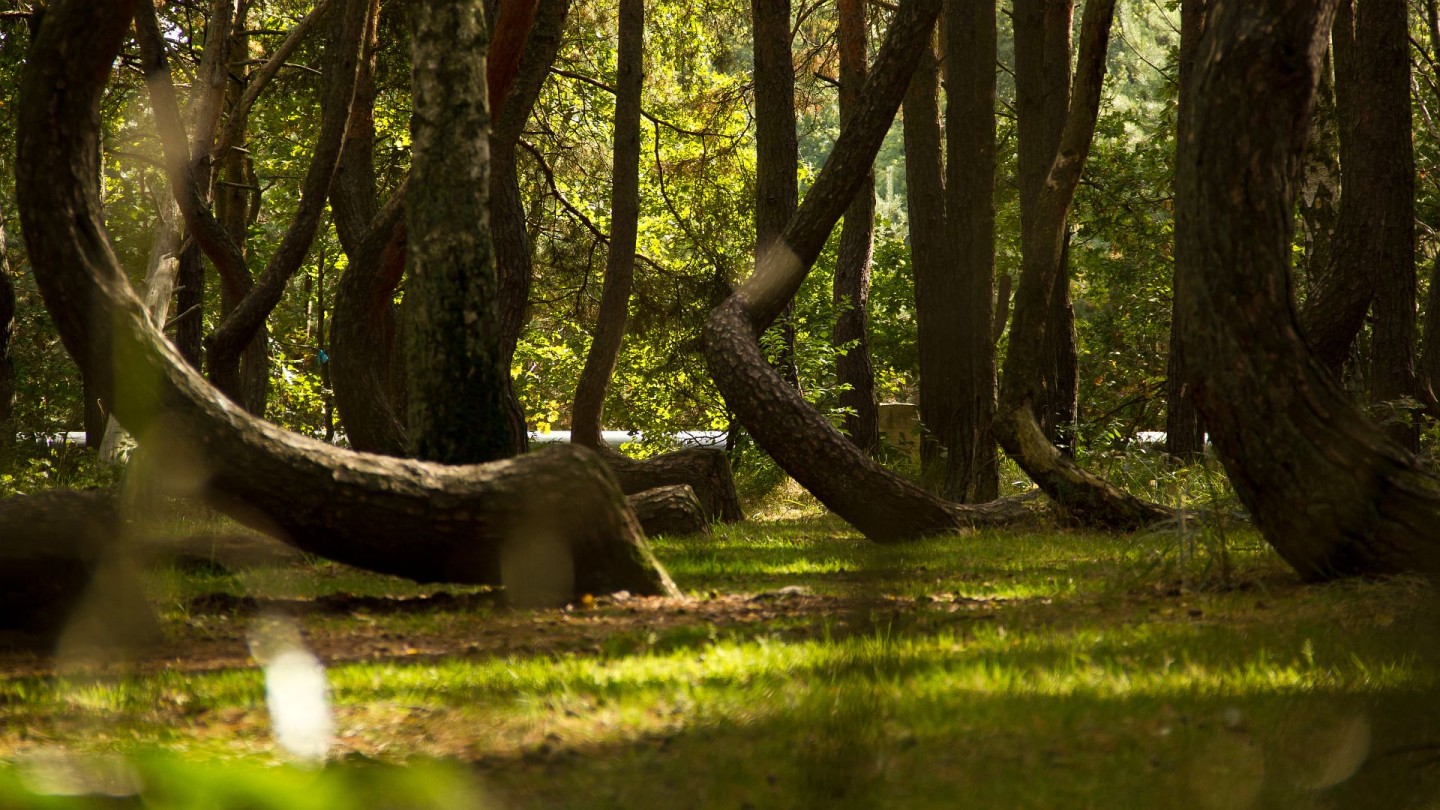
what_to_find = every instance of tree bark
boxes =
[627,484,710,538]
[707,0,1039,542]
[607,447,742,524]
[1013,0,1077,453]
[1178,0,1440,579]
[572,0,643,448]
[0,201,13,464]
[17,0,679,601]
[902,36,961,494]
[994,0,1170,529]
[1298,0,1412,383]
[752,0,801,389]
[1164,0,1208,460]
[1356,0,1418,451]
[330,0,566,457]
[941,0,1001,500]
[405,0,516,464]
[833,0,879,455]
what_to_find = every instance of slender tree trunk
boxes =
[1296,48,1340,295]
[833,0,879,455]
[19,0,678,601]
[0,202,14,465]
[572,0,643,448]
[174,241,206,369]
[994,0,1169,528]
[1178,0,1440,579]
[406,0,515,464]
[903,35,960,493]
[1041,230,1078,454]
[1358,0,1418,451]
[752,0,801,389]
[1164,0,1208,460]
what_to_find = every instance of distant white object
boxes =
[13,431,90,447]
[1131,431,1212,447]
[527,429,727,450]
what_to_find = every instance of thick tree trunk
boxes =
[707,0,1037,541]
[833,0,879,455]
[752,0,801,390]
[995,0,1169,529]
[1299,0,1412,382]
[1164,0,1208,460]
[17,0,678,601]
[939,0,1001,501]
[627,484,710,538]
[330,0,566,457]
[1178,0,1440,579]
[406,0,515,464]
[572,0,643,448]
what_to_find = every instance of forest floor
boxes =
[1,499,1438,808]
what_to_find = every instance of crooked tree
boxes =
[1176,0,1440,578]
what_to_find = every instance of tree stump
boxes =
[628,484,710,537]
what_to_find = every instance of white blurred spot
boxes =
[250,617,334,762]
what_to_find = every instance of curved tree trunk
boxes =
[607,448,743,524]
[17,0,678,601]
[706,0,1037,542]
[627,484,710,538]
[833,0,879,455]
[1177,0,1440,579]
[572,0,643,449]
[993,0,1170,529]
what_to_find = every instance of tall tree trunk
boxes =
[18,0,677,601]
[752,0,801,390]
[572,0,643,448]
[1164,0,1208,460]
[833,0,879,455]
[406,0,515,464]
[942,0,1001,501]
[331,0,564,457]
[1014,0,1078,453]
[1358,0,1418,451]
[706,0,1035,541]
[0,201,14,465]
[994,0,1169,528]
[1041,230,1077,454]
[1178,0,1440,579]
[903,35,961,494]
[1298,0,1410,381]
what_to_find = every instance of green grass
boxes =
[2,514,1438,808]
